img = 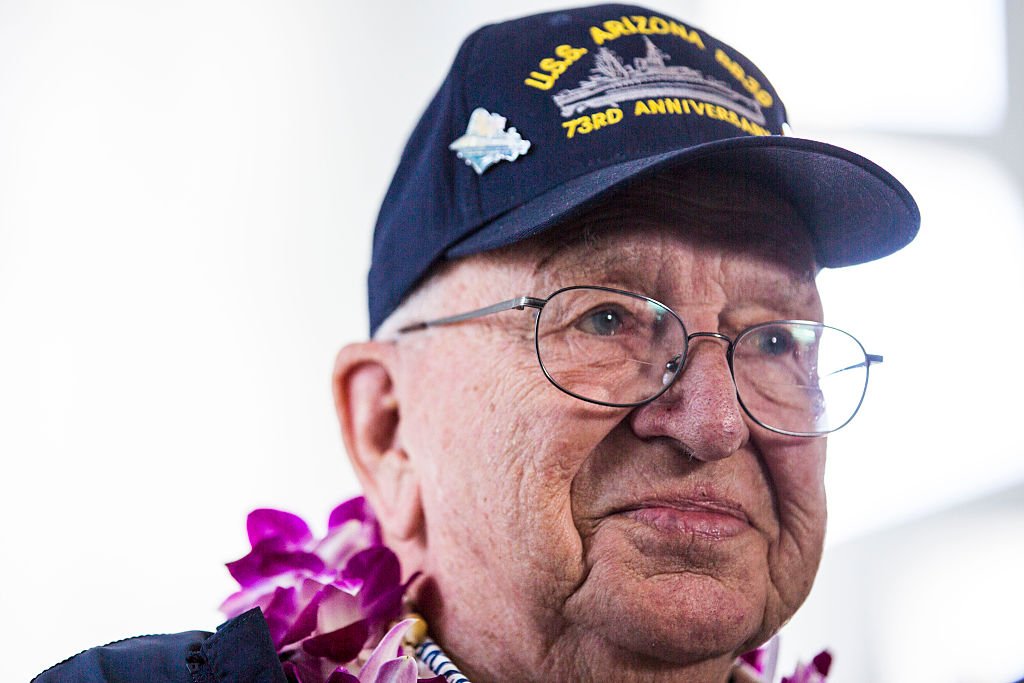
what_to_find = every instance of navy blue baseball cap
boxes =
[368,4,920,334]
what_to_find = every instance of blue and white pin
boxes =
[449,107,531,175]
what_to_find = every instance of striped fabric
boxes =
[415,637,472,683]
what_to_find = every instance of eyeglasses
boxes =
[397,286,881,437]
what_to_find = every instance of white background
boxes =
[2,1,1023,681]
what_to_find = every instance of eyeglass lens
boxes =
[535,287,870,436]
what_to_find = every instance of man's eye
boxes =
[576,307,625,335]
[753,328,794,356]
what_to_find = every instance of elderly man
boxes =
[36,4,917,683]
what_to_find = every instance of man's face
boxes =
[392,173,826,673]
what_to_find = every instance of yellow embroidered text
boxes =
[633,98,770,136]
[562,108,624,138]
[589,16,705,50]
[524,44,589,91]
[714,49,773,108]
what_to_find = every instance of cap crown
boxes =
[368,4,918,333]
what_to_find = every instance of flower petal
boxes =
[811,650,832,675]
[328,497,375,530]
[346,547,400,601]
[316,525,377,570]
[317,583,366,634]
[316,520,382,574]
[325,668,361,683]
[302,619,369,663]
[280,582,335,647]
[219,585,263,619]
[368,656,418,683]
[358,619,414,683]
[262,586,298,647]
[739,647,765,672]
[360,584,405,627]
[781,651,832,683]
[248,508,314,547]
[283,655,332,683]
[227,539,326,588]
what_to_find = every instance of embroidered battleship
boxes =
[552,36,766,124]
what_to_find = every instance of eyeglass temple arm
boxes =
[823,353,884,377]
[397,296,546,334]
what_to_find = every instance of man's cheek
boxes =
[751,433,826,496]
[770,452,826,519]
[755,441,827,617]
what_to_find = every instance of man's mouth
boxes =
[615,498,751,540]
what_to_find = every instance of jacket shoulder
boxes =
[33,629,212,683]
[33,608,287,683]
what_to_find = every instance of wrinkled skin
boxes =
[338,172,827,682]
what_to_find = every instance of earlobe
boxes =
[333,342,424,544]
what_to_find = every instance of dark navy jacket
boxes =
[33,608,287,682]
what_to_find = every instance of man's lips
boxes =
[614,499,751,540]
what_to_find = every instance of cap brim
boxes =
[446,135,919,268]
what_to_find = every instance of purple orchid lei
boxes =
[222,496,830,683]
[220,497,441,683]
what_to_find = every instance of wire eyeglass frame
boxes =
[397,285,882,437]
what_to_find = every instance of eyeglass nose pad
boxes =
[662,355,683,386]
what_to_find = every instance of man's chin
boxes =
[563,514,779,665]
[565,566,771,666]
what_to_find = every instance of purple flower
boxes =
[738,636,779,681]
[283,620,443,683]
[737,639,830,683]
[323,620,445,683]
[321,618,446,683]
[781,651,832,683]
[221,497,410,683]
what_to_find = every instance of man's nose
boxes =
[628,336,748,461]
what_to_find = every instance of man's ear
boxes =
[333,342,423,543]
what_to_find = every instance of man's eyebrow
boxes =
[533,246,626,284]
[530,218,626,276]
